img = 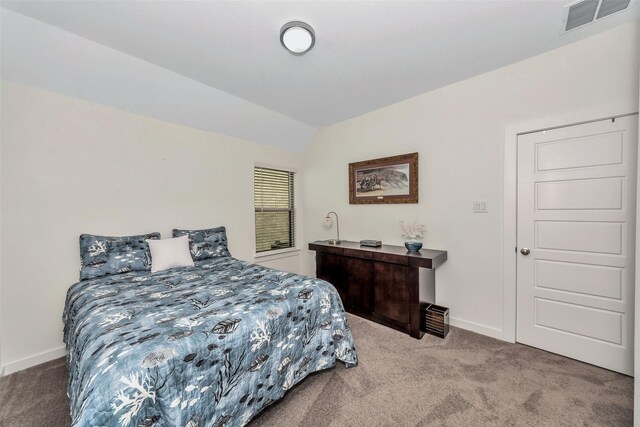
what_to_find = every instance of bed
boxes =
[63,231,358,427]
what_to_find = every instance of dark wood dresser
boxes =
[308,240,447,339]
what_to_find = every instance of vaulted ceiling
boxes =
[2,0,639,150]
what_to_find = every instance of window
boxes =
[254,166,295,253]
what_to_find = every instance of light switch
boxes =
[473,200,488,213]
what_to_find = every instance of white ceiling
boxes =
[1,0,639,148]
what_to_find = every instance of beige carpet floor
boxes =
[0,315,633,426]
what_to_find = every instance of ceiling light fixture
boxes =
[280,21,315,55]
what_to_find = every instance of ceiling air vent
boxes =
[597,0,631,18]
[565,0,599,31]
[563,0,631,32]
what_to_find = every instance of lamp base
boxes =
[328,239,341,245]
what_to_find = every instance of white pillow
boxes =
[146,235,194,273]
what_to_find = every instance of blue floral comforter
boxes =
[63,256,358,426]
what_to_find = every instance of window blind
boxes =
[254,167,295,253]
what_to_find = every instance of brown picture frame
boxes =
[349,152,418,204]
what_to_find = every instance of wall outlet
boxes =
[473,200,488,213]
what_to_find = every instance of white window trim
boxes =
[253,247,300,261]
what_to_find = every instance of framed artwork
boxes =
[348,152,418,204]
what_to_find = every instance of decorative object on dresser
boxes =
[349,152,419,204]
[404,241,423,252]
[322,211,341,245]
[309,240,447,339]
[359,239,382,247]
[400,220,426,252]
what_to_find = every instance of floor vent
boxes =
[564,0,631,32]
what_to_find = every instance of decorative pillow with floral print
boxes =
[172,226,231,261]
[79,232,160,280]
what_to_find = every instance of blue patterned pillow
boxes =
[79,232,160,280]
[172,226,231,261]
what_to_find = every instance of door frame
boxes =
[502,109,638,343]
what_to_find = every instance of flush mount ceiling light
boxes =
[280,21,315,55]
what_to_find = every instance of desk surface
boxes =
[309,240,447,269]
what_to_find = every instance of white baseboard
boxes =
[449,316,505,341]
[3,346,66,376]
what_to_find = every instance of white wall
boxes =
[0,79,3,378]
[302,22,640,339]
[0,81,303,374]
[635,59,640,426]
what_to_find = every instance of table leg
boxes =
[409,267,425,339]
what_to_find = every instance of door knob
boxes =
[520,248,531,255]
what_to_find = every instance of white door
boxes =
[517,115,637,375]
